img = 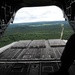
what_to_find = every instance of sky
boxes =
[13,6,65,23]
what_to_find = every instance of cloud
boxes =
[13,6,65,23]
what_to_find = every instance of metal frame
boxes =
[0,59,61,63]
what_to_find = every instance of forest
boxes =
[0,21,74,47]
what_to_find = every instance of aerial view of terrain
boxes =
[0,21,74,47]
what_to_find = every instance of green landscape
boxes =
[0,21,74,48]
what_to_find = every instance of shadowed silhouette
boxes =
[49,33,75,75]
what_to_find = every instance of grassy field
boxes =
[0,21,74,47]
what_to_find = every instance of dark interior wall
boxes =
[71,2,75,20]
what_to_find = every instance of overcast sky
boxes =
[13,6,65,23]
